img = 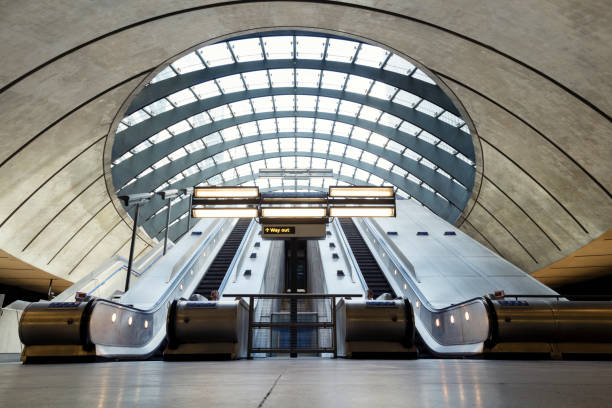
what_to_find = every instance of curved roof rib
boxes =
[111,31,476,241]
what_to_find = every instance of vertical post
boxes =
[289,239,298,358]
[125,203,140,293]
[47,279,53,300]
[247,296,254,359]
[163,198,172,255]
[332,296,337,358]
[187,193,193,233]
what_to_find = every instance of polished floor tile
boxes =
[0,359,611,407]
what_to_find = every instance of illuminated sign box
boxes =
[261,224,325,239]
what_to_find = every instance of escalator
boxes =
[192,218,251,298]
[338,218,396,298]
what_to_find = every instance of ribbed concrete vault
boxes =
[0,1,610,290]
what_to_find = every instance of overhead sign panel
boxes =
[261,224,325,239]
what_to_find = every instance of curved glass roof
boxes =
[111,31,476,242]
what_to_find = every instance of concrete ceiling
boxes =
[0,249,71,294]
[0,1,610,289]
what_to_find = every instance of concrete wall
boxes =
[0,1,610,287]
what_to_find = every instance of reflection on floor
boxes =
[1,359,611,407]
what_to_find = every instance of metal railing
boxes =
[224,293,361,358]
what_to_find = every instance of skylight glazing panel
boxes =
[228,145,247,160]
[116,122,128,133]
[229,38,264,62]
[168,148,187,161]
[350,127,370,142]
[418,131,439,145]
[276,117,295,132]
[436,168,451,179]
[438,111,465,127]
[213,152,230,165]
[460,124,470,134]
[340,164,355,177]
[167,120,191,135]
[197,157,214,170]
[378,113,402,128]
[168,173,184,185]
[368,133,388,147]
[251,160,265,173]
[198,43,234,67]
[171,52,204,74]
[262,139,279,153]
[325,39,359,63]
[416,100,444,117]
[358,105,382,122]
[360,151,377,165]
[296,36,326,60]
[221,168,237,182]
[355,43,390,68]
[228,100,253,117]
[279,138,295,152]
[208,105,233,121]
[208,174,223,184]
[407,174,421,185]
[296,117,314,132]
[411,69,436,85]
[314,119,333,134]
[368,81,397,100]
[337,100,360,117]
[420,157,436,169]
[258,118,277,134]
[269,178,282,188]
[393,90,421,108]
[183,164,199,178]
[399,121,421,136]
[456,153,475,166]
[245,141,263,156]
[144,98,173,116]
[269,69,294,87]
[167,89,197,107]
[152,157,170,170]
[296,69,320,88]
[186,112,211,128]
[383,54,415,75]
[296,95,317,111]
[266,157,281,168]
[422,183,435,193]
[263,36,293,59]
[354,168,369,182]
[311,158,326,168]
[202,132,223,146]
[296,156,311,169]
[131,140,152,154]
[369,175,384,185]
[391,166,408,177]
[344,75,373,95]
[397,189,409,199]
[216,74,246,94]
[251,96,274,113]
[437,141,457,155]
[123,109,149,126]
[327,161,341,174]
[344,146,361,160]
[296,138,312,151]
[137,167,153,179]
[113,151,133,166]
[317,97,339,113]
[236,163,252,177]
[320,71,347,90]
[184,139,204,153]
[312,139,329,154]
[220,126,240,141]
[333,122,352,138]
[150,66,177,84]
[239,122,259,137]
[192,81,221,100]
[403,149,421,161]
[154,182,168,192]
[281,156,295,168]
[274,95,295,111]
[242,71,269,90]
[149,129,172,144]
[386,140,405,154]
[329,141,345,156]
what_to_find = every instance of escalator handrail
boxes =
[219,219,256,294]
[333,218,369,292]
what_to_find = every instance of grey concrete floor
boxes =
[0,359,611,408]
